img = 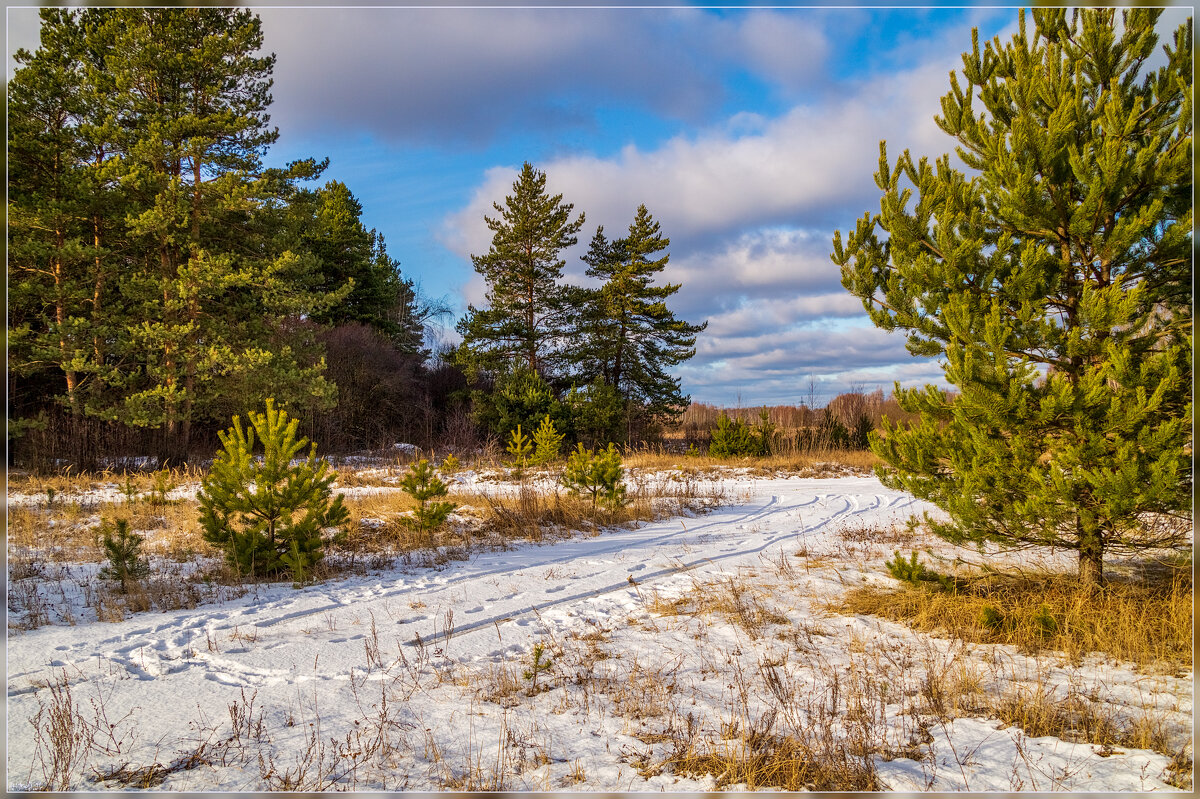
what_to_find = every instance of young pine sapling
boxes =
[98,519,150,594]
[399,458,456,541]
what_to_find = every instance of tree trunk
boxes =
[1078,522,1105,588]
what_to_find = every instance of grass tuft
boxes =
[837,563,1193,669]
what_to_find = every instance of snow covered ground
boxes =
[6,472,1192,791]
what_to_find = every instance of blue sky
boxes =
[8,3,1191,407]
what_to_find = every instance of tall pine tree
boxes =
[95,8,344,458]
[574,205,707,430]
[456,162,584,378]
[832,9,1192,586]
[8,11,117,421]
[290,180,426,355]
[8,8,354,463]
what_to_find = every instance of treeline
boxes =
[7,8,707,471]
[7,9,449,469]
[671,389,921,453]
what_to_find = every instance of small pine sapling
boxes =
[98,519,150,593]
[562,443,627,511]
[708,413,758,458]
[506,425,533,474]
[1033,605,1059,638]
[885,550,958,592]
[399,458,456,540]
[198,399,349,580]
[439,453,461,473]
[754,408,776,456]
[523,641,554,695]
[147,468,178,505]
[979,604,1008,632]
[531,414,564,465]
[120,477,140,504]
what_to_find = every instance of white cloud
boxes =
[733,11,830,95]
[260,7,758,145]
[441,49,958,263]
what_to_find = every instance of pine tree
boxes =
[7,11,126,429]
[198,400,349,579]
[456,162,584,378]
[398,459,456,540]
[531,414,564,465]
[8,9,352,464]
[505,425,534,472]
[95,8,344,458]
[832,9,1193,586]
[292,180,426,355]
[574,206,707,431]
[97,519,150,593]
[470,364,562,440]
[562,443,626,511]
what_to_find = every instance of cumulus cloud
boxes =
[259,7,833,146]
[440,47,958,262]
[676,324,945,405]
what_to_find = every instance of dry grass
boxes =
[665,730,879,791]
[623,448,880,476]
[7,465,203,499]
[462,476,727,547]
[650,577,791,640]
[836,563,1193,669]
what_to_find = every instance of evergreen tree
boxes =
[562,379,627,448]
[832,9,1193,586]
[531,414,564,465]
[457,162,584,377]
[470,363,563,440]
[292,180,426,355]
[7,10,126,425]
[398,459,456,540]
[562,443,627,511]
[198,400,349,579]
[574,206,707,429]
[95,8,345,458]
[98,519,151,593]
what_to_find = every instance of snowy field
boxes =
[6,470,1192,791]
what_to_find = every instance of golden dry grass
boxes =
[664,733,879,791]
[458,477,728,546]
[623,448,881,475]
[649,578,791,639]
[7,465,204,499]
[837,564,1193,669]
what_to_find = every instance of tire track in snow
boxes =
[397,491,922,648]
[11,483,924,693]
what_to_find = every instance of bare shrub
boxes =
[29,671,91,791]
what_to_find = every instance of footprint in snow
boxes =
[205,672,245,686]
[546,586,565,594]
[465,606,484,614]
[630,564,646,571]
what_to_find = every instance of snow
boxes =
[6,472,1191,791]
